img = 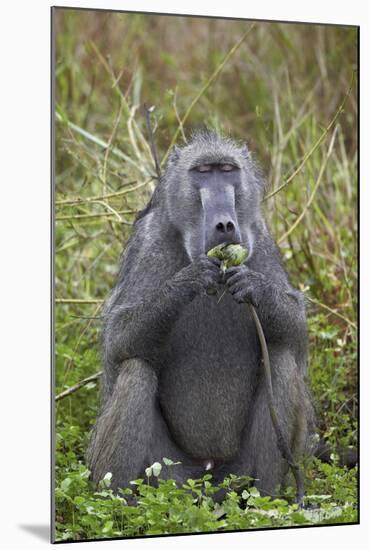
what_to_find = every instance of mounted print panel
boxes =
[52,6,358,543]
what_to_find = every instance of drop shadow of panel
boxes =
[19,525,50,543]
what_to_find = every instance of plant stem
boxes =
[249,304,304,505]
[55,371,102,402]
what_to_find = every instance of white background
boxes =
[0,0,366,548]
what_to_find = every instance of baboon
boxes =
[87,131,314,498]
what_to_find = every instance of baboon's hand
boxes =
[170,255,222,299]
[225,265,268,306]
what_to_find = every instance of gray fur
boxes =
[87,131,314,498]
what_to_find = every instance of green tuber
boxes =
[207,243,248,271]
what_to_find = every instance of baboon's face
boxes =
[164,139,262,260]
[188,161,242,253]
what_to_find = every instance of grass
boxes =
[54,8,358,542]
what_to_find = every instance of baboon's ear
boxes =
[239,144,266,193]
[167,145,181,165]
[241,145,251,161]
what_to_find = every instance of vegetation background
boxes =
[54,7,358,542]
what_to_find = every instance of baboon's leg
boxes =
[87,358,201,491]
[224,349,310,497]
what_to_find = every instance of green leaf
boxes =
[130,478,144,485]
[102,520,114,533]
[152,462,162,477]
[61,478,72,492]
[163,457,182,466]
[248,486,260,497]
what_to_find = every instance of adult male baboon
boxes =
[87,131,314,498]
